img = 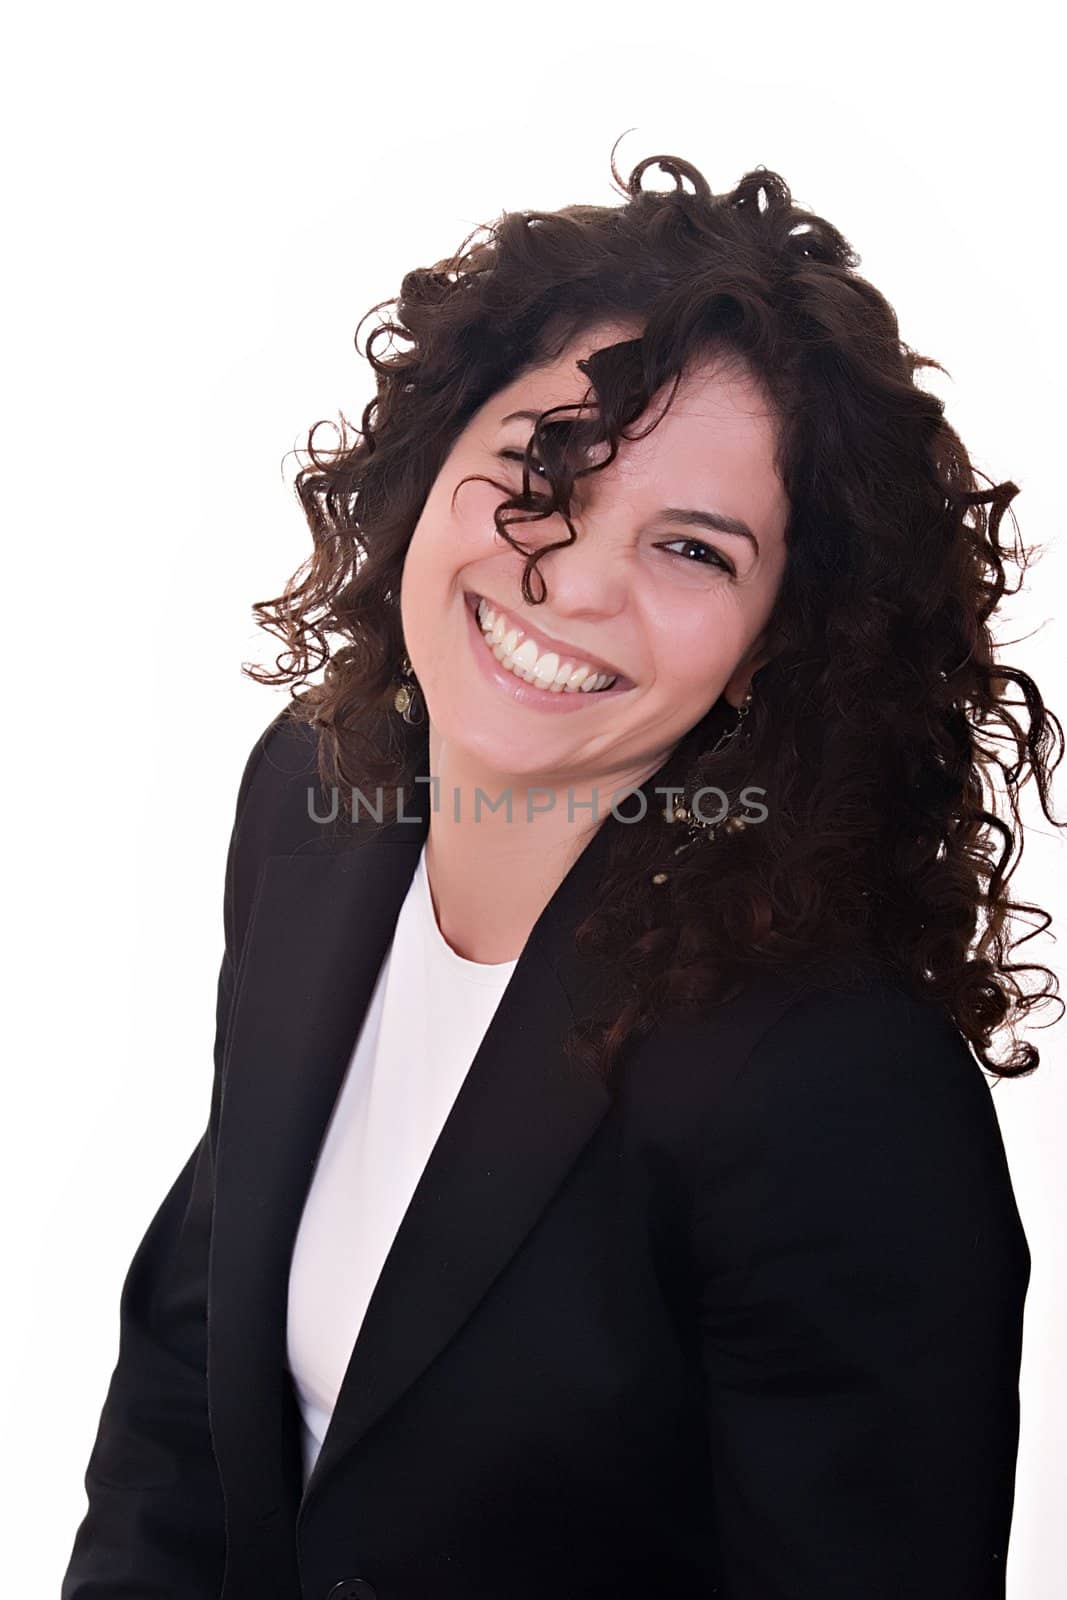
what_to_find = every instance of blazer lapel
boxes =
[207,782,431,1537]
[207,718,625,1538]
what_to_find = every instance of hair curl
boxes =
[246,133,1065,1085]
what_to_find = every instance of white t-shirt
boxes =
[285,839,520,1487]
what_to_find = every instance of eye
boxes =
[657,537,736,577]
[497,447,548,479]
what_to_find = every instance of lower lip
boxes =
[464,593,634,713]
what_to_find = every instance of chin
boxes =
[446,718,550,771]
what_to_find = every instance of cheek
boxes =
[653,651,725,705]
[418,476,501,572]
[644,595,744,685]
[454,476,515,554]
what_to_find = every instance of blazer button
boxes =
[325,1582,377,1600]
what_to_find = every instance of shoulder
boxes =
[735,968,986,1111]
[667,967,1028,1284]
[731,970,1004,1157]
[218,701,326,966]
[634,963,995,1131]
[229,698,328,860]
[626,965,1018,1219]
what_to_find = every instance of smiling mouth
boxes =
[465,591,635,694]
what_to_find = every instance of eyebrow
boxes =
[499,409,761,556]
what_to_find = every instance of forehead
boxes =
[494,322,783,490]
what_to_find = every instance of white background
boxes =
[4,3,1063,1594]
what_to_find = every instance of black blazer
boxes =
[62,704,1031,1600]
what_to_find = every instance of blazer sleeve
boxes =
[60,717,278,1599]
[691,978,1031,1600]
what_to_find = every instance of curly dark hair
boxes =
[245,133,1064,1086]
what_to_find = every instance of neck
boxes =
[422,721,666,965]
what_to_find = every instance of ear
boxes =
[723,638,775,709]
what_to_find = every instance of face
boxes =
[399,318,791,795]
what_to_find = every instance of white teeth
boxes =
[510,639,540,680]
[532,650,559,688]
[474,596,619,693]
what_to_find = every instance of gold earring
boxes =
[651,686,755,887]
[393,652,425,725]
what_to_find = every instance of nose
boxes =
[516,511,629,619]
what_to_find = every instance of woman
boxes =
[62,145,1059,1599]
